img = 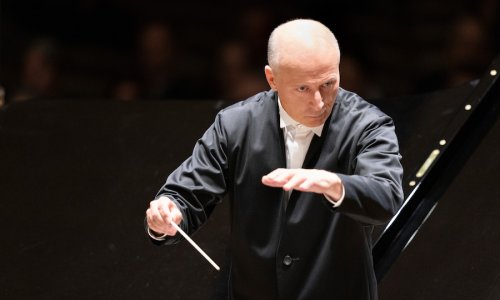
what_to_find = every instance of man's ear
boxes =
[264,65,277,90]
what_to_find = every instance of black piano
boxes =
[374,54,500,299]
[1,54,499,299]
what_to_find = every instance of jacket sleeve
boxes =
[336,114,404,225]
[149,113,230,245]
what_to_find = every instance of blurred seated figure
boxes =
[340,54,382,100]
[444,15,494,87]
[137,21,179,99]
[111,79,140,102]
[112,21,186,101]
[416,14,494,92]
[11,38,61,102]
[215,40,268,101]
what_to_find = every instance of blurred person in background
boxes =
[112,21,185,101]
[444,14,494,87]
[215,40,268,101]
[213,5,278,101]
[11,38,61,102]
[339,54,382,100]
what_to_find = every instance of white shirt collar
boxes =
[278,96,324,137]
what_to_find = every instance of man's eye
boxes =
[322,81,333,88]
[298,86,308,92]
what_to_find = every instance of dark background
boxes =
[1,0,499,103]
[1,1,500,299]
[0,100,228,299]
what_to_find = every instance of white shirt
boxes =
[278,98,344,207]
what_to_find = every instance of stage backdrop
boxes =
[0,100,229,299]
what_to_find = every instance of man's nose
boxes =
[312,90,324,109]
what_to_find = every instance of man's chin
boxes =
[303,113,329,127]
[303,118,326,127]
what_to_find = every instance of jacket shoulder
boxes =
[220,90,276,114]
[335,88,391,123]
[216,90,277,125]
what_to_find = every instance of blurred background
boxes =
[1,2,500,299]
[1,0,499,104]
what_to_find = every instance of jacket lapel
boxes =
[302,113,332,169]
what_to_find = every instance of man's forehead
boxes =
[285,54,339,66]
[278,71,339,88]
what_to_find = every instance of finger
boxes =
[297,177,321,193]
[273,169,296,183]
[159,200,180,235]
[159,199,172,223]
[168,201,183,225]
[262,176,286,187]
[147,208,168,234]
[298,173,334,194]
[146,208,155,227]
[262,175,285,187]
[266,169,297,186]
[283,173,307,191]
[147,202,164,226]
[262,169,285,186]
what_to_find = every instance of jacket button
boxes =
[283,255,293,266]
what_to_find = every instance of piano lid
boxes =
[372,53,500,297]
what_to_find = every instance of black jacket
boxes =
[154,88,404,299]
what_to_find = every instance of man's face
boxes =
[265,54,340,127]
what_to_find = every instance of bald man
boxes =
[146,19,403,299]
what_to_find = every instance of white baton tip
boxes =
[169,219,220,271]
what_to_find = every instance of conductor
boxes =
[146,19,404,299]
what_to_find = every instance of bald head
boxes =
[263,19,341,127]
[267,19,340,70]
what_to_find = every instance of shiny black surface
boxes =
[379,79,500,298]
[374,54,500,298]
